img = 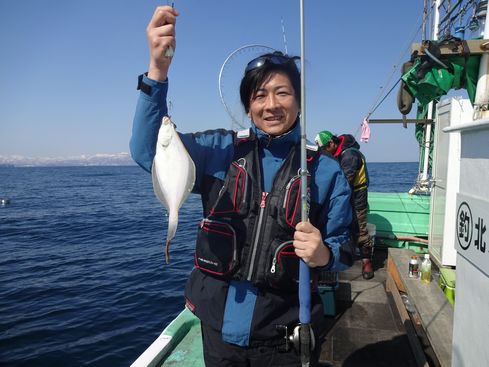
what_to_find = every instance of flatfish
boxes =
[152,116,196,263]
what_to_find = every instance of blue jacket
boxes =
[130,75,353,345]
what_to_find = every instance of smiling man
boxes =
[130,6,353,366]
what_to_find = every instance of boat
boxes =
[132,1,489,366]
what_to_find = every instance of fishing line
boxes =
[164,0,175,57]
[281,16,289,55]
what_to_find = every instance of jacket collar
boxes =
[251,119,300,148]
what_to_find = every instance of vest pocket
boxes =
[210,158,250,217]
[195,219,239,278]
[279,173,309,229]
[267,239,299,290]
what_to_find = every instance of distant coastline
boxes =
[0,152,137,167]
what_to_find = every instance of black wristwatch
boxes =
[137,73,151,96]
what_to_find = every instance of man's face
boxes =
[325,141,337,155]
[248,71,299,136]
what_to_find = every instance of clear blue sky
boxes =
[0,1,427,162]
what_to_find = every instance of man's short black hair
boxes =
[239,53,301,114]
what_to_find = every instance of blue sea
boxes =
[0,162,419,367]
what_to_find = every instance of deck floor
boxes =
[159,248,441,367]
[318,248,418,367]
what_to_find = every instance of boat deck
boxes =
[318,248,418,366]
[319,247,452,367]
[137,247,453,367]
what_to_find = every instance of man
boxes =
[130,6,353,365]
[315,131,373,279]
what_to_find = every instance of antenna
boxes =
[281,17,289,55]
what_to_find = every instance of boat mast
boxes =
[420,0,441,187]
[474,1,489,119]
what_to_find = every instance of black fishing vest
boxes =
[194,129,322,290]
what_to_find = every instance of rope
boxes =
[363,3,435,121]
[438,0,478,37]
[366,78,402,119]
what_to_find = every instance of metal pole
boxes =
[299,0,311,365]
[421,0,440,184]
[474,0,489,120]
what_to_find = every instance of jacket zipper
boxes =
[270,240,294,273]
[247,191,268,281]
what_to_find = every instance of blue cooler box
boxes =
[318,272,339,316]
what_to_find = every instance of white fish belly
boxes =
[152,117,196,245]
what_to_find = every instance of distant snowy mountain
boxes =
[0,152,136,167]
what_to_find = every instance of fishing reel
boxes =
[277,323,315,353]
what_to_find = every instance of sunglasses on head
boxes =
[244,52,299,74]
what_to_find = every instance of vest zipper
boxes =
[237,158,248,209]
[216,158,247,201]
[247,191,268,281]
[282,172,300,208]
[270,240,294,273]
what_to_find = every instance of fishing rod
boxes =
[298,0,312,366]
